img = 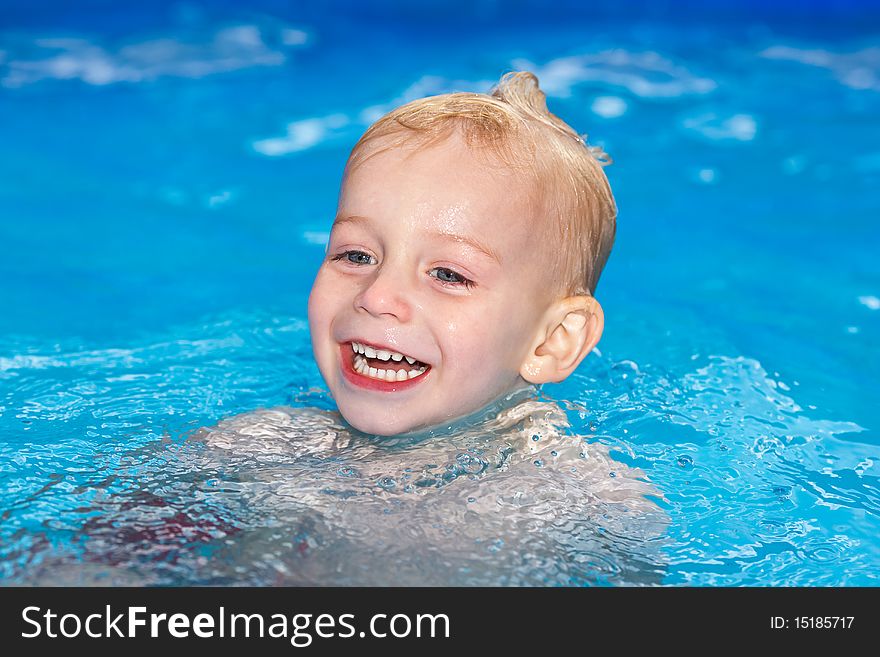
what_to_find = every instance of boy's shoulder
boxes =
[192,405,350,455]
[493,396,668,518]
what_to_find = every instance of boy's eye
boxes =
[330,250,376,265]
[429,267,475,290]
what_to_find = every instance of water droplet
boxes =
[719,444,729,452]
[531,434,540,442]
[467,497,476,503]
[377,476,397,490]
[610,360,640,388]
[677,455,694,468]
[550,450,558,457]
[534,459,544,467]
[336,465,360,478]
[609,471,617,478]
[455,453,487,475]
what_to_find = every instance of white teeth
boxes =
[350,342,421,366]
[352,354,427,383]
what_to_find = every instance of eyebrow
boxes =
[331,214,502,264]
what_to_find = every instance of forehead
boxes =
[338,131,540,248]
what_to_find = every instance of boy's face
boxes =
[308,130,554,436]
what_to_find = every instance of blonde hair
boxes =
[344,71,617,296]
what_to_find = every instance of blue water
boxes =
[1,1,879,585]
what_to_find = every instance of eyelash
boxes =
[329,250,476,290]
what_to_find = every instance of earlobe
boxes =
[520,296,604,384]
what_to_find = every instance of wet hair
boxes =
[344,70,617,296]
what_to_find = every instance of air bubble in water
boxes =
[336,466,359,478]
[377,476,396,490]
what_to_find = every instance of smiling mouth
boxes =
[349,341,431,383]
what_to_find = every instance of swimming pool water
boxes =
[1,0,878,585]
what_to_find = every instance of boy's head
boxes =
[308,71,617,436]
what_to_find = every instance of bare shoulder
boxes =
[499,399,668,528]
[190,406,351,455]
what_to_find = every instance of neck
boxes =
[354,382,542,443]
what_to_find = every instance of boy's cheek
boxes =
[307,276,336,325]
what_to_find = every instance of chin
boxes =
[341,405,446,437]
[338,409,418,437]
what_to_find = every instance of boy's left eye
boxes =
[429,267,475,289]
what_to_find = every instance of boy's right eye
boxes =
[330,250,377,266]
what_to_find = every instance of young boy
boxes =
[196,71,666,585]
[309,70,615,437]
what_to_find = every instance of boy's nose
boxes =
[353,263,413,323]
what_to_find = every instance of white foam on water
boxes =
[858,295,880,310]
[0,348,141,374]
[302,231,329,246]
[682,112,757,141]
[2,24,298,88]
[591,95,627,118]
[666,355,864,444]
[252,74,501,156]
[252,113,350,156]
[761,45,880,92]
[696,168,718,184]
[252,74,496,156]
[512,50,717,99]
[206,190,233,208]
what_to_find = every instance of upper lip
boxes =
[344,338,431,366]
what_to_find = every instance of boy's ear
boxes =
[520,296,604,384]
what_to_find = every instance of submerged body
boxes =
[195,388,669,585]
[13,388,668,586]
